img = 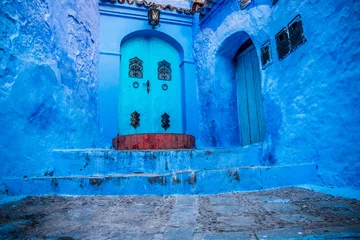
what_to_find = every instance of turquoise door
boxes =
[119,37,183,135]
[235,44,266,146]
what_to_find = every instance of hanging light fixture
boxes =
[148,6,160,30]
[191,0,206,12]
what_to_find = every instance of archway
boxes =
[215,31,266,146]
[120,30,184,61]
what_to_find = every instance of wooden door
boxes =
[118,37,183,134]
[235,45,266,146]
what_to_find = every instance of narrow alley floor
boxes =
[0,187,359,239]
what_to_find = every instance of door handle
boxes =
[143,80,150,94]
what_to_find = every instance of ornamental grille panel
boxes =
[130,111,140,129]
[161,112,170,131]
[158,60,171,80]
[129,57,143,78]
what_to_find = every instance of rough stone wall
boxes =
[193,0,360,188]
[0,0,100,180]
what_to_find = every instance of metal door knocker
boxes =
[133,81,139,88]
[162,84,168,91]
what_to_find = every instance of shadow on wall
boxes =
[261,94,282,165]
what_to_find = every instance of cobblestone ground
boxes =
[0,187,360,239]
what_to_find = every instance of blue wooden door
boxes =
[235,45,266,146]
[118,37,183,134]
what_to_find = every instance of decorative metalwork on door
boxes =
[158,60,171,80]
[144,80,150,93]
[162,84,168,91]
[161,112,170,131]
[129,57,143,78]
[130,111,140,129]
[133,81,139,88]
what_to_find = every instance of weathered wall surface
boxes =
[156,0,190,8]
[0,0,100,181]
[193,0,360,188]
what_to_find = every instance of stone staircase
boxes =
[3,146,319,195]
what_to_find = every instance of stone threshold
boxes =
[112,133,195,150]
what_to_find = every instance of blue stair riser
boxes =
[52,147,263,176]
[3,164,319,195]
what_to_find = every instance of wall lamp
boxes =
[192,0,206,12]
[148,6,160,29]
[240,0,251,9]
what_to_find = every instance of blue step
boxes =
[51,147,263,176]
[3,163,319,196]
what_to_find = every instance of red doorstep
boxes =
[112,134,195,150]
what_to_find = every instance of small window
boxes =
[260,40,273,69]
[275,28,291,60]
[129,57,143,79]
[158,60,171,81]
[288,15,306,51]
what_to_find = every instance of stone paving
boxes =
[0,187,359,239]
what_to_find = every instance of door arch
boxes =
[118,37,183,135]
[234,39,266,146]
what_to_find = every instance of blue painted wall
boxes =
[193,0,360,188]
[0,0,100,185]
[1,0,359,196]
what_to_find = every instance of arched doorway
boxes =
[118,37,183,135]
[234,39,266,146]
